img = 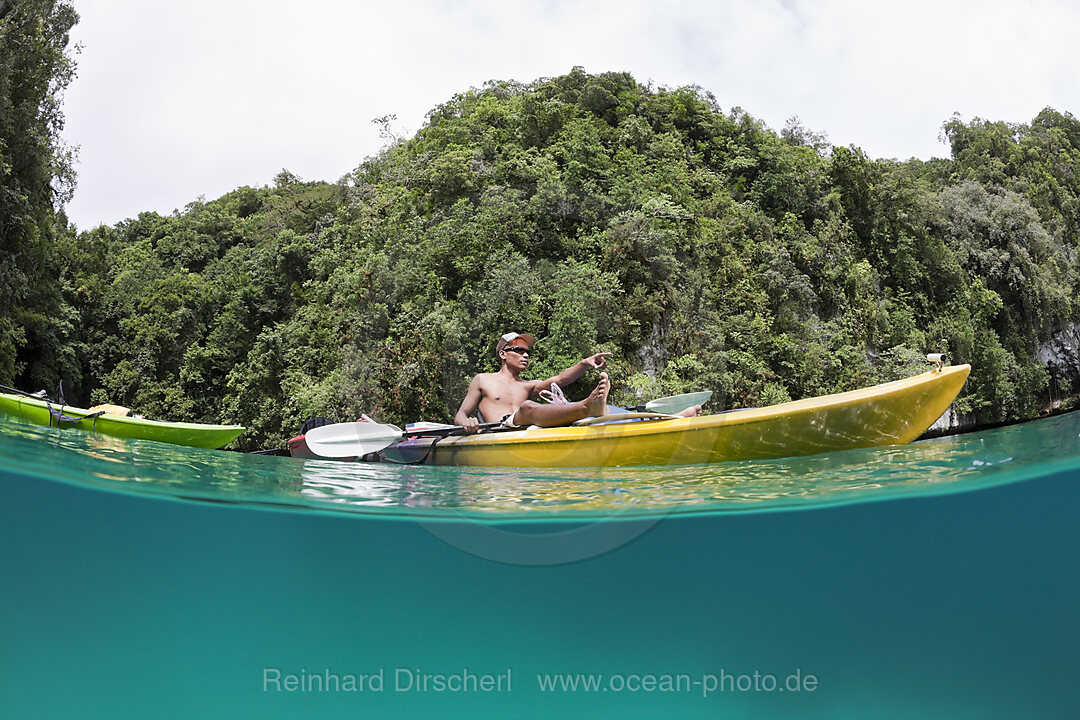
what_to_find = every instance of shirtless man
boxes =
[453,332,611,433]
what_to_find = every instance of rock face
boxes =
[927,324,1080,436]
[1037,324,1080,387]
[927,405,964,435]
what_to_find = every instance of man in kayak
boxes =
[454,332,612,433]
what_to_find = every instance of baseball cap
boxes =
[495,332,536,356]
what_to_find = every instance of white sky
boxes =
[62,0,1080,231]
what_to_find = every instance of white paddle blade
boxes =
[644,391,712,415]
[304,422,403,458]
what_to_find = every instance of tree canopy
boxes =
[0,0,79,387]
[5,60,1080,449]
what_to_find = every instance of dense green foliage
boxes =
[0,0,79,387]
[7,63,1080,449]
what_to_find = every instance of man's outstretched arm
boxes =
[540,352,611,393]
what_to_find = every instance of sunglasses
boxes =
[503,346,530,355]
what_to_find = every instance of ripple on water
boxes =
[2,411,1079,521]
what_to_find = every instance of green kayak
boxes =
[0,391,244,450]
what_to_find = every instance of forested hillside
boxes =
[4,12,1079,451]
[0,0,79,390]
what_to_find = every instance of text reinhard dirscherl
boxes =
[262,667,819,698]
[263,667,512,694]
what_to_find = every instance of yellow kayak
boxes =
[390,364,971,468]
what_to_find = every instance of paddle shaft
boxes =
[0,384,48,401]
[302,419,510,459]
[402,421,505,439]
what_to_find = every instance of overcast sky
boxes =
[61,0,1080,230]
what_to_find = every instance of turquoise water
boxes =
[2,411,1080,718]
